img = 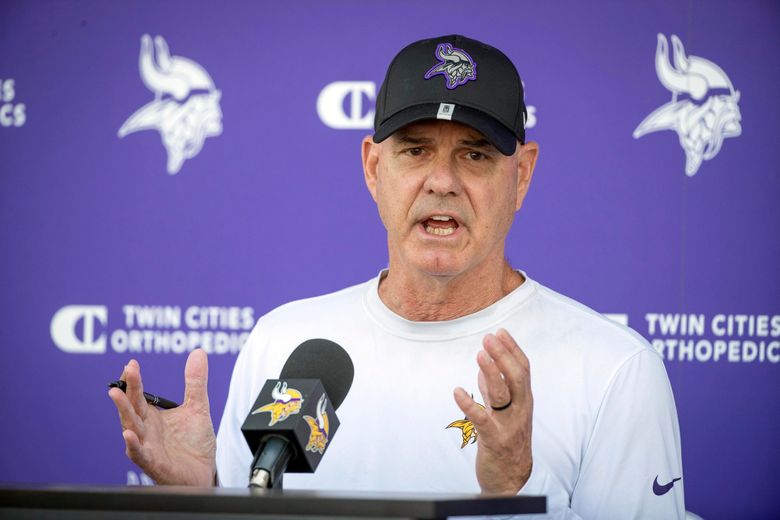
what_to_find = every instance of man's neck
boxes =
[377,262,524,321]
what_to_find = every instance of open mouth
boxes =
[422,215,460,236]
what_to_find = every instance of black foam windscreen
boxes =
[279,339,354,410]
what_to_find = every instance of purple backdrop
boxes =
[1,1,778,518]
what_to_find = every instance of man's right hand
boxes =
[108,349,217,486]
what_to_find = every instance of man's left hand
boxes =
[454,328,533,495]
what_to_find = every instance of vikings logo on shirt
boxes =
[446,402,485,448]
[251,381,303,426]
[303,394,330,455]
[424,43,477,90]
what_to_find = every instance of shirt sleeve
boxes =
[215,336,258,487]
[568,348,685,519]
[517,457,584,520]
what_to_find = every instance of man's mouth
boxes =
[422,215,460,236]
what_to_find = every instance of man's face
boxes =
[362,120,537,280]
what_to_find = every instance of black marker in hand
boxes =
[108,380,179,410]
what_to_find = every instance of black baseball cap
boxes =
[373,34,527,156]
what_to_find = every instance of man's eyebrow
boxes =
[393,134,434,145]
[392,135,494,148]
[459,138,493,149]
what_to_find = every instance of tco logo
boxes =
[317,80,537,130]
[317,81,375,129]
[50,305,107,354]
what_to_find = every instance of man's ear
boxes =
[515,141,539,211]
[362,135,380,203]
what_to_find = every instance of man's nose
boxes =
[423,156,462,196]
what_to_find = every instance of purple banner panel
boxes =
[0,1,778,519]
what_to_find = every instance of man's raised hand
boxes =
[108,348,217,486]
[454,328,534,495]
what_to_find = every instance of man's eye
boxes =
[406,147,424,156]
[467,151,485,161]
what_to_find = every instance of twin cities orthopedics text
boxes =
[110,305,255,355]
[646,313,780,363]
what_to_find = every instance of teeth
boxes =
[430,215,452,221]
[425,226,455,236]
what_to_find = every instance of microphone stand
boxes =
[248,435,295,489]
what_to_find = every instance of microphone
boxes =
[240,339,354,489]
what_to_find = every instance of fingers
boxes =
[183,348,209,407]
[476,350,511,409]
[124,359,148,420]
[482,330,529,396]
[474,329,531,414]
[108,360,148,440]
[108,386,146,439]
[454,387,497,436]
[122,428,151,469]
[496,328,530,369]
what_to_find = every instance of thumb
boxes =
[183,348,209,407]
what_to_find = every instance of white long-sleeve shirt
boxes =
[216,272,684,519]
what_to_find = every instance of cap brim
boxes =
[373,103,519,156]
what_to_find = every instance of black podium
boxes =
[0,485,546,519]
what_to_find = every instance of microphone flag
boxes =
[241,378,341,474]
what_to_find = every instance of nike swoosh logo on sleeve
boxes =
[653,475,682,496]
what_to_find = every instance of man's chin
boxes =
[414,255,465,279]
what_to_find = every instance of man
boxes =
[110,35,684,519]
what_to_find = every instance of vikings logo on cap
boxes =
[446,401,485,448]
[303,393,330,455]
[424,43,477,90]
[251,381,303,426]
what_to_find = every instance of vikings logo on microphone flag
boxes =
[251,381,304,426]
[303,394,330,454]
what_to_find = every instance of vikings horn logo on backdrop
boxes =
[303,394,330,454]
[424,43,477,90]
[446,402,485,448]
[634,34,741,177]
[118,35,223,175]
[251,381,304,426]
